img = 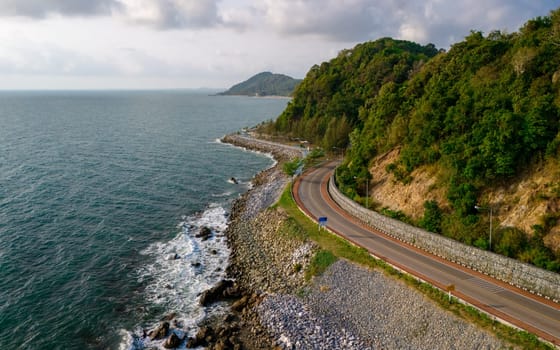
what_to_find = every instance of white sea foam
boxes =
[212,190,234,198]
[126,204,231,349]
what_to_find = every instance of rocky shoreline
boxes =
[147,133,509,349]
[198,133,315,349]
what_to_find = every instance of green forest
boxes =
[219,71,301,96]
[266,10,560,271]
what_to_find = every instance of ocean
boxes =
[0,91,288,349]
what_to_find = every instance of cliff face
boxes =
[368,149,560,254]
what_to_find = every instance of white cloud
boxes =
[254,0,559,46]
[0,0,222,29]
[0,40,115,76]
[0,0,557,89]
[256,0,392,41]
[118,0,221,29]
[399,21,428,44]
[0,0,556,44]
[0,0,120,18]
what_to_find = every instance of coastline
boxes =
[156,132,508,349]
[211,133,312,349]
[213,94,293,100]
[139,132,302,350]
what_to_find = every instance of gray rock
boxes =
[199,279,235,306]
[196,226,213,241]
[149,321,169,340]
[163,332,182,348]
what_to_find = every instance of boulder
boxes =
[224,285,241,299]
[199,280,235,306]
[196,226,213,241]
[167,253,180,260]
[185,337,197,348]
[149,321,169,340]
[197,326,212,340]
[212,340,228,350]
[161,312,177,321]
[186,324,218,348]
[163,332,182,349]
[222,313,235,323]
[231,295,249,312]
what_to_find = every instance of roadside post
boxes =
[446,284,455,302]
[318,216,327,230]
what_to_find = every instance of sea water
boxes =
[0,91,288,349]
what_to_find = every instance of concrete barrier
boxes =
[328,175,560,302]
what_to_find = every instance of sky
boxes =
[0,0,558,90]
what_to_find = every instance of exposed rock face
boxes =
[368,145,560,254]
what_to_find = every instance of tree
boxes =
[493,228,527,258]
[323,116,352,150]
[419,200,443,233]
[283,158,302,176]
[270,12,560,270]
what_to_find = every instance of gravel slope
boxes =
[257,260,506,349]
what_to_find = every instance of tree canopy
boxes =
[270,9,560,271]
[219,72,301,97]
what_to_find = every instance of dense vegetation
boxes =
[268,10,560,271]
[219,71,301,96]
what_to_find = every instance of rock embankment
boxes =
[197,133,507,350]
[221,133,302,163]
[188,133,316,349]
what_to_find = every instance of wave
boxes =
[212,190,234,197]
[123,204,231,349]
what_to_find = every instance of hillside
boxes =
[219,72,301,97]
[267,9,560,271]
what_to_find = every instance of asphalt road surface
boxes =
[294,161,560,347]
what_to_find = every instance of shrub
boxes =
[419,200,443,233]
[305,250,337,280]
[493,227,527,258]
[283,158,302,176]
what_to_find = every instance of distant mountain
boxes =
[219,72,301,97]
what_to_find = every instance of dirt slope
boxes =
[368,149,560,254]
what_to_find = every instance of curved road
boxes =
[294,162,560,347]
